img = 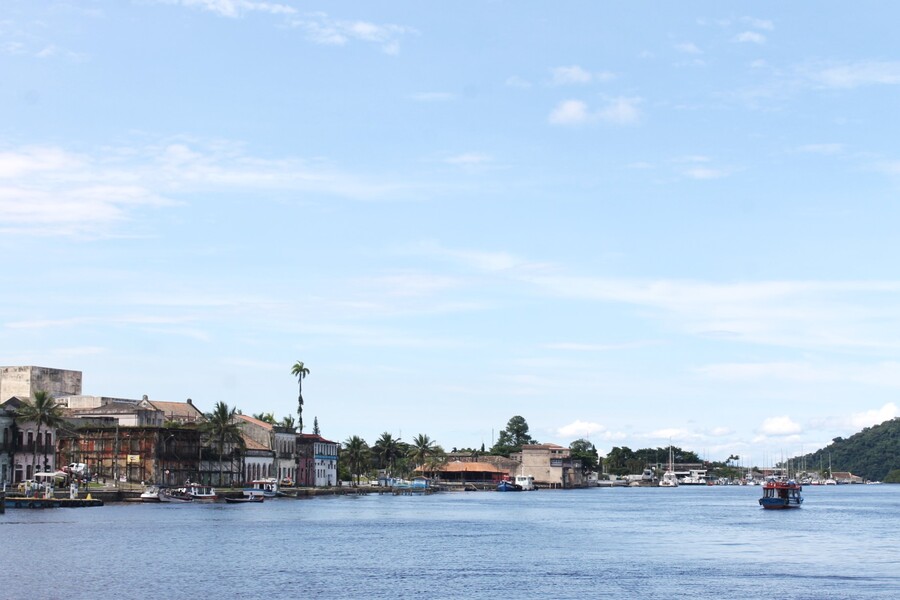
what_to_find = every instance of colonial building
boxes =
[1,403,14,487]
[234,414,297,484]
[63,397,165,427]
[297,434,338,487]
[1,397,59,482]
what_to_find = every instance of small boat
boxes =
[185,483,218,502]
[140,485,164,502]
[159,488,193,503]
[496,479,522,492]
[243,478,279,498]
[225,495,264,504]
[759,479,803,509]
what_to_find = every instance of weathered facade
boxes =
[0,366,82,401]
[297,434,338,487]
[512,444,584,488]
[0,404,14,487]
[1,397,59,482]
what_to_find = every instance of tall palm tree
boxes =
[290,361,310,432]
[342,435,370,484]
[372,432,402,475]
[408,433,437,470]
[252,412,276,424]
[201,401,245,486]
[15,390,66,475]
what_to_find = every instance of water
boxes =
[2,485,898,599]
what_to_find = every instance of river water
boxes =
[2,484,898,599]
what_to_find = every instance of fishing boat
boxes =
[758,479,803,509]
[496,479,522,492]
[515,475,536,491]
[158,488,193,503]
[185,483,218,502]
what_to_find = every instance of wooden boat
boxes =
[225,495,264,504]
[759,479,803,509]
[496,479,522,492]
[243,478,279,498]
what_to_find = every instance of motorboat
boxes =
[185,483,218,502]
[514,475,536,491]
[140,485,163,502]
[225,495,264,504]
[759,479,803,509]
[243,478,280,498]
[158,488,193,503]
[496,479,522,492]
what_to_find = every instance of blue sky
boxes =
[3,1,900,464]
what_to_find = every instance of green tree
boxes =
[290,360,310,432]
[313,416,320,436]
[342,435,370,484]
[408,433,438,469]
[201,401,245,486]
[569,439,599,475]
[490,415,537,456]
[373,432,403,474]
[280,415,296,430]
[15,390,66,475]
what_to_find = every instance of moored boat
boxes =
[225,495,264,504]
[496,479,522,492]
[758,479,803,509]
[185,483,218,502]
[514,475,536,491]
[159,488,193,503]
[140,485,164,502]
[243,478,279,498]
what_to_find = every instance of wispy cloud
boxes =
[548,97,642,126]
[162,0,296,18]
[288,12,415,54]
[505,75,532,89]
[742,17,774,31]
[0,139,412,236]
[735,31,766,44]
[675,42,702,55]
[797,143,843,155]
[550,65,614,86]
[810,61,900,89]
[444,153,492,166]
[556,420,606,438]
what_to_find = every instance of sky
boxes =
[3,1,900,465]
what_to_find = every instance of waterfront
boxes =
[2,485,898,600]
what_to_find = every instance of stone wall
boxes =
[0,366,83,400]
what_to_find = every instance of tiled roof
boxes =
[435,461,507,474]
[149,401,204,419]
[235,414,273,430]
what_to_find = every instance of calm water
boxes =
[2,485,898,599]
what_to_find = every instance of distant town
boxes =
[0,365,883,500]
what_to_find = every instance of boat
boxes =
[243,478,280,498]
[659,446,678,488]
[514,475,536,491]
[496,479,522,492]
[158,488,193,503]
[185,483,218,502]
[758,479,803,509]
[140,485,164,502]
[680,469,707,485]
[225,495,264,504]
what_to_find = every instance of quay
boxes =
[3,496,103,509]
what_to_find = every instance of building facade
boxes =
[513,444,584,488]
[297,434,338,487]
[0,366,82,401]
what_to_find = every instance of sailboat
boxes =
[659,445,678,487]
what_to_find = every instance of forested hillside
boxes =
[792,418,899,481]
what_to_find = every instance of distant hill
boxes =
[792,418,899,481]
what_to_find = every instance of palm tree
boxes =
[343,435,370,484]
[15,390,66,475]
[290,361,310,432]
[252,412,276,424]
[372,432,402,475]
[280,415,296,431]
[408,433,437,470]
[200,401,245,486]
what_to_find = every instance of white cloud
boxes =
[549,99,590,125]
[545,340,658,352]
[597,97,642,124]
[168,0,297,18]
[797,143,843,155]
[0,139,410,236]
[675,42,702,55]
[742,17,774,31]
[760,416,802,436]
[735,31,766,44]
[811,61,900,89]
[549,97,641,126]
[551,65,592,85]
[850,403,899,428]
[288,13,414,54]
[556,420,606,438]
